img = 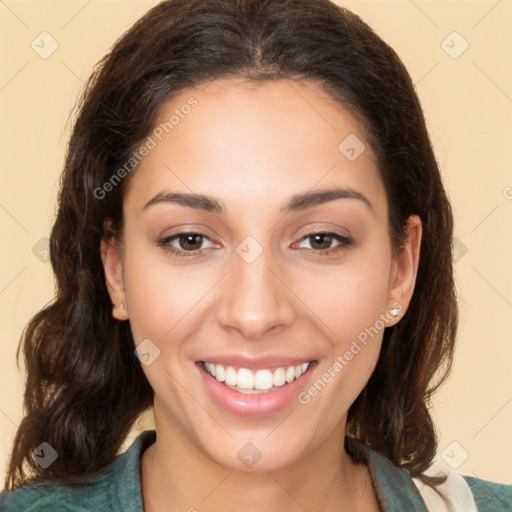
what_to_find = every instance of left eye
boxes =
[295,232,351,252]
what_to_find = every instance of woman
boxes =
[2,0,511,510]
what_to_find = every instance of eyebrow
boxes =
[143,186,373,215]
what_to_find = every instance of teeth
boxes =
[254,369,273,390]
[215,364,225,382]
[203,361,311,393]
[237,369,254,389]
[273,367,286,386]
[225,366,237,386]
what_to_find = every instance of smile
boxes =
[197,358,316,418]
[202,361,311,394]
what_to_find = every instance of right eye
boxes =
[156,232,216,257]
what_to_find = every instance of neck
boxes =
[141,405,380,512]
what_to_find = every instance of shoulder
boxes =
[1,430,155,512]
[2,480,97,512]
[2,473,115,512]
[363,441,512,512]
[412,468,512,512]
[463,475,512,511]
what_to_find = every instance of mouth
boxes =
[196,358,317,418]
[201,361,312,394]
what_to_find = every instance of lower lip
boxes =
[197,362,316,418]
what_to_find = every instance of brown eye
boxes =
[157,232,215,257]
[308,233,335,250]
[295,232,353,255]
[177,233,204,251]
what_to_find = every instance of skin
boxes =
[101,77,422,512]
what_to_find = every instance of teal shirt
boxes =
[3,431,512,511]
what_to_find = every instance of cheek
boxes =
[293,248,393,344]
[291,246,392,412]
[122,248,211,345]
[121,248,212,413]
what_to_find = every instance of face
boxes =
[101,77,421,472]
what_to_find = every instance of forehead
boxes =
[124,77,386,217]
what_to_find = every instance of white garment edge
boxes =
[412,466,478,512]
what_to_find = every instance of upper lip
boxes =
[197,355,315,370]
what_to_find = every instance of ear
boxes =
[385,214,422,326]
[100,221,129,321]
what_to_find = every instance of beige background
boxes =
[1,0,511,485]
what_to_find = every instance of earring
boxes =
[113,302,128,321]
[389,308,400,317]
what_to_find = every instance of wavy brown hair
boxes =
[5,0,457,491]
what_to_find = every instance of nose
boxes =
[216,247,296,340]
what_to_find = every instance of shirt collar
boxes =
[366,445,429,511]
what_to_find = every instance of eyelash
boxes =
[156,231,353,258]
